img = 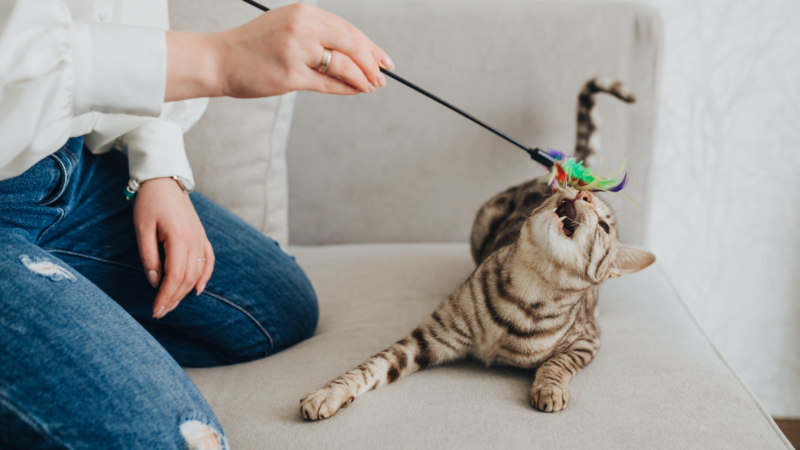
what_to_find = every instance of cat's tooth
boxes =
[559,216,566,221]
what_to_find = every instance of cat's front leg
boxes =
[300,307,474,420]
[530,337,598,412]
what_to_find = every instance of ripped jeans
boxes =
[0,138,319,449]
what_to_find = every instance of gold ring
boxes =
[317,48,332,74]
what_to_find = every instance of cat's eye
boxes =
[599,221,610,234]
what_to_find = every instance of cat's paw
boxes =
[530,385,570,412]
[300,386,354,420]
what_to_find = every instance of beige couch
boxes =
[172,0,792,448]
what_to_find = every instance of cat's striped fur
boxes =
[574,77,636,165]
[300,79,654,420]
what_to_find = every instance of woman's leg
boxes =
[0,231,227,450]
[40,147,319,367]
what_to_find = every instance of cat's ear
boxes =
[609,245,656,278]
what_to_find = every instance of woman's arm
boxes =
[163,3,393,102]
[0,0,390,317]
[0,1,391,181]
[0,0,168,181]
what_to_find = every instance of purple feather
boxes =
[605,173,628,192]
[547,148,568,160]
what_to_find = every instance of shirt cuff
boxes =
[72,22,166,117]
[121,120,195,191]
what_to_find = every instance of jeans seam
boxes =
[45,249,144,272]
[201,290,275,352]
[38,155,68,207]
[63,145,79,165]
[35,207,66,245]
[0,392,72,450]
[44,248,275,352]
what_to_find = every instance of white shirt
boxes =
[0,0,207,190]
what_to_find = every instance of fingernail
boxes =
[196,284,205,296]
[153,306,165,319]
[378,72,386,87]
[367,83,376,93]
[381,53,395,70]
[147,270,158,288]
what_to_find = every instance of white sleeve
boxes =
[84,98,209,191]
[0,0,166,181]
[118,98,209,191]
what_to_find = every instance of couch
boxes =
[171,0,793,448]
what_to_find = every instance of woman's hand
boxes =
[133,178,215,319]
[165,3,394,102]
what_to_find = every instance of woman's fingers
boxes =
[324,50,374,93]
[164,249,199,316]
[196,239,215,296]
[168,239,214,316]
[376,48,395,71]
[153,239,188,318]
[157,239,205,319]
[176,246,202,305]
[315,9,385,86]
[135,222,162,289]
[206,3,393,99]
[304,69,361,95]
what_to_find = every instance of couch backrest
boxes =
[286,0,661,246]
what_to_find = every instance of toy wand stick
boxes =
[239,0,556,169]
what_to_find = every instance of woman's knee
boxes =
[209,258,318,363]
[189,196,320,357]
[256,258,319,355]
[274,266,319,351]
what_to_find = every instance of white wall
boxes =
[641,0,800,417]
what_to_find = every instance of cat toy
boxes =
[545,150,628,193]
[241,0,627,193]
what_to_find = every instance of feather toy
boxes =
[546,149,628,193]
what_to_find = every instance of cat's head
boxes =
[523,185,655,283]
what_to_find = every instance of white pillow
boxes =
[182,95,295,246]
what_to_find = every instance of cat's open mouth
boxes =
[555,199,579,238]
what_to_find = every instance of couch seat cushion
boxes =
[185,243,790,449]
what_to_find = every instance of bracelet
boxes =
[124,178,141,203]
[124,176,193,204]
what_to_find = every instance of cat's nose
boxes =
[575,191,592,204]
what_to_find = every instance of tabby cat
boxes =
[300,78,655,420]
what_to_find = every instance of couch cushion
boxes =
[185,243,791,449]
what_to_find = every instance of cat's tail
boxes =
[574,77,636,165]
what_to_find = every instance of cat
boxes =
[300,77,655,420]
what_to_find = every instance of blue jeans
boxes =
[0,137,318,449]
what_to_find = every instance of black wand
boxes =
[239,0,555,169]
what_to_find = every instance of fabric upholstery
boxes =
[168,0,314,246]
[170,0,790,447]
[186,243,792,449]
[286,1,660,246]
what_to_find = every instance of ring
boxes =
[197,258,206,262]
[317,48,332,74]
